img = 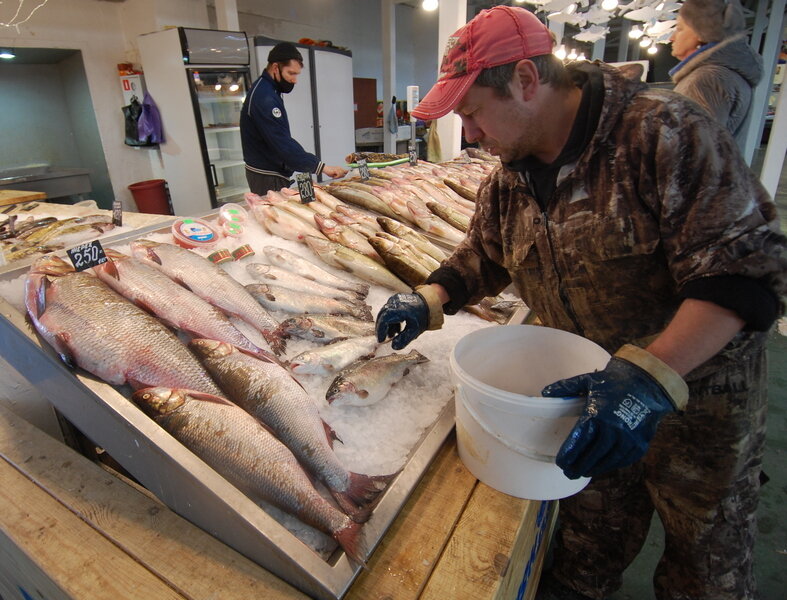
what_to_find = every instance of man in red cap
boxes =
[374,5,785,600]
[241,41,347,195]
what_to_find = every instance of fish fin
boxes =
[262,329,287,356]
[35,276,50,318]
[333,520,366,565]
[235,344,285,368]
[54,333,76,369]
[144,247,162,265]
[345,471,397,507]
[102,256,120,280]
[174,277,193,293]
[323,420,342,448]
[330,492,371,523]
[183,390,235,405]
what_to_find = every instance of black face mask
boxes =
[274,67,295,94]
[277,78,295,94]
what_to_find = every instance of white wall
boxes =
[0,0,210,211]
[235,0,439,103]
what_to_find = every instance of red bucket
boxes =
[128,179,173,215]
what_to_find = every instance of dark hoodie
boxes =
[671,33,763,145]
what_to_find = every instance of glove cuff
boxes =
[614,344,689,411]
[414,285,445,330]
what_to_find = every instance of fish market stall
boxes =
[0,162,553,599]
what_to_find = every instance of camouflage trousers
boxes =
[550,345,768,600]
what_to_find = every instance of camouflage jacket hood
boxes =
[440,62,785,379]
[671,34,763,139]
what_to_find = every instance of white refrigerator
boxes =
[138,28,252,215]
[253,36,355,176]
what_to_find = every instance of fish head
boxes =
[246,263,271,277]
[189,338,235,361]
[326,379,363,404]
[367,236,394,254]
[132,387,186,417]
[279,316,313,334]
[304,235,333,255]
[29,254,75,277]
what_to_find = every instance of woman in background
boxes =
[670,0,763,147]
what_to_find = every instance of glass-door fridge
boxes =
[190,68,250,206]
[138,28,251,215]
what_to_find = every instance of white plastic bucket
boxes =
[450,324,610,500]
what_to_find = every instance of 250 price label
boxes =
[67,240,108,272]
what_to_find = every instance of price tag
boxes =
[408,147,418,166]
[112,200,123,227]
[8,215,17,237]
[66,240,108,272]
[296,172,315,203]
[357,158,370,181]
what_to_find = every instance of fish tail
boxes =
[345,471,397,506]
[333,520,366,564]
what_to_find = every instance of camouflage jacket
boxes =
[440,62,786,379]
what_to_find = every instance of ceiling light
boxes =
[0,49,15,60]
[601,0,618,10]
[568,49,578,60]
[422,0,438,11]
[554,45,567,60]
[214,84,222,91]
[565,3,577,14]
[229,84,239,92]
[647,45,658,54]
[629,26,643,39]
[639,37,652,47]
[577,53,587,61]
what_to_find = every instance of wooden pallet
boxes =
[0,404,554,600]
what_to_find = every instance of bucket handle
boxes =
[457,384,559,464]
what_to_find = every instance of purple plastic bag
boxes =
[137,91,164,144]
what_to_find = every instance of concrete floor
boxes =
[607,150,787,599]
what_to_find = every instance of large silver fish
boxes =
[189,340,394,512]
[132,387,365,561]
[246,262,359,302]
[246,283,372,321]
[278,314,376,344]
[253,203,326,243]
[262,246,369,298]
[313,214,383,264]
[304,236,411,293]
[326,350,429,407]
[130,240,285,355]
[288,335,380,376]
[24,255,222,395]
[93,249,275,362]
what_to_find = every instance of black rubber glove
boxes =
[375,292,430,350]
[541,355,680,480]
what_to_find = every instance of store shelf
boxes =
[211,159,245,169]
[204,125,240,133]
[215,185,248,200]
[199,96,245,104]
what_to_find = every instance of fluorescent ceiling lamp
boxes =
[601,0,618,10]
[0,49,15,59]
[422,0,438,11]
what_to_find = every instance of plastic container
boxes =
[171,217,219,250]
[450,324,610,500]
[128,179,173,215]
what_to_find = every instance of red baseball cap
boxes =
[412,6,553,121]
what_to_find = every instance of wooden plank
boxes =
[0,190,47,206]
[0,458,184,600]
[0,404,306,600]
[421,481,541,600]
[345,431,479,600]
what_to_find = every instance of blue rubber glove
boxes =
[375,292,430,350]
[541,354,681,480]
